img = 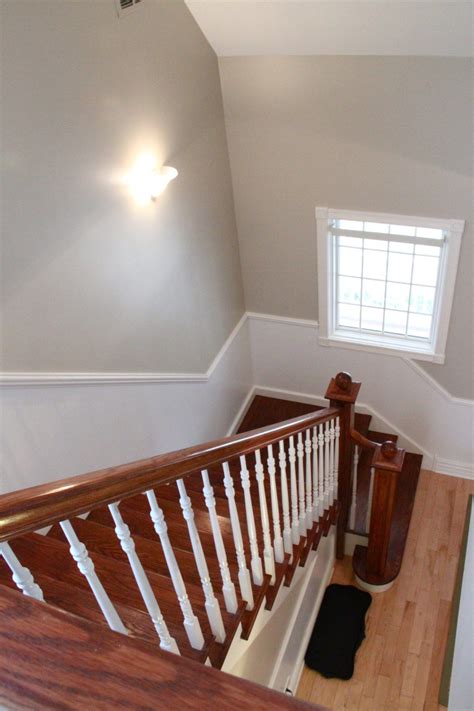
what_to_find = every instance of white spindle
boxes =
[222,462,254,610]
[312,426,319,521]
[278,441,293,555]
[176,479,226,642]
[0,542,44,601]
[349,446,359,530]
[318,424,325,517]
[324,422,331,510]
[329,420,336,506]
[239,455,264,586]
[108,503,179,653]
[297,433,306,535]
[334,417,341,499]
[267,445,284,563]
[201,470,238,613]
[146,491,205,650]
[288,436,300,545]
[365,467,375,534]
[254,449,276,583]
[304,430,313,529]
[59,519,128,634]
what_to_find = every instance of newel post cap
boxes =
[325,371,361,404]
[373,440,406,472]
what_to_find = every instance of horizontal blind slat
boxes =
[330,227,444,247]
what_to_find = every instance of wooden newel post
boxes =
[365,442,405,577]
[325,371,361,559]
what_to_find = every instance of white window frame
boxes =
[316,207,465,364]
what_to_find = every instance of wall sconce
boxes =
[128,156,178,205]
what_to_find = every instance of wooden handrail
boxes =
[0,585,327,710]
[0,405,339,543]
[350,429,377,451]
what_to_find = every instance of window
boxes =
[316,208,464,363]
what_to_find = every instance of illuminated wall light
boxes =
[128,155,178,205]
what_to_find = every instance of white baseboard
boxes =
[432,457,474,480]
[226,386,256,436]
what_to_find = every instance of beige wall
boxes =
[219,56,473,399]
[0,0,244,373]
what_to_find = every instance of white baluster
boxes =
[288,436,300,545]
[318,424,325,517]
[267,445,284,563]
[222,462,254,609]
[324,422,331,510]
[297,433,306,535]
[239,455,264,586]
[349,446,359,531]
[365,467,375,534]
[254,449,276,583]
[0,542,44,601]
[60,519,128,634]
[329,420,336,506]
[201,470,238,614]
[312,426,319,521]
[176,479,226,642]
[334,417,341,500]
[108,503,179,653]
[146,491,205,650]
[304,429,313,529]
[278,441,293,555]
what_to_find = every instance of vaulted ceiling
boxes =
[185,1,472,57]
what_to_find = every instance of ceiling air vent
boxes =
[115,0,142,18]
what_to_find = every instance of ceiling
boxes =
[184,1,473,57]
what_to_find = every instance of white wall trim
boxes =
[206,312,248,378]
[2,311,470,409]
[403,358,473,407]
[248,312,473,479]
[0,372,209,386]
[250,312,473,407]
[226,386,256,436]
[247,312,319,329]
[254,385,433,462]
[0,313,249,387]
[432,457,473,480]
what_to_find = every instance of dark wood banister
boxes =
[350,428,406,585]
[0,405,339,543]
[0,585,328,710]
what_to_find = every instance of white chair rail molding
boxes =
[315,207,465,364]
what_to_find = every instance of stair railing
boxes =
[0,371,362,658]
[350,430,405,588]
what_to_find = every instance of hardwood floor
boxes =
[296,470,474,711]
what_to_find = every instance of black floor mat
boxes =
[305,583,372,680]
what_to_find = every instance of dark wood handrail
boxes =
[350,428,377,450]
[0,405,339,543]
[0,585,327,710]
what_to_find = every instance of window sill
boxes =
[319,333,445,364]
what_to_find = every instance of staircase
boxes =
[0,372,422,708]
[242,394,422,590]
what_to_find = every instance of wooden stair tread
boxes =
[0,558,207,663]
[87,504,247,590]
[48,517,214,591]
[7,532,235,651]
[236,394,371,435]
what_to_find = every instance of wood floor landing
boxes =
[296,469,474,711]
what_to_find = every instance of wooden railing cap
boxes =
[325,371,361,404]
